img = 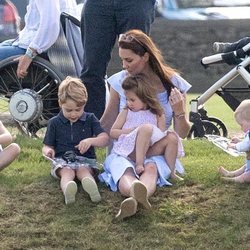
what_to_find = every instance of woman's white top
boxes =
[13,0,78,54]
[108,70,192,129]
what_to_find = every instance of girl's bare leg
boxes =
[132,124,153,175]
[219,165,246,177]
[0,143,20,170]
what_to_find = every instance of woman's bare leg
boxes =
[0,143,20,170]
[118,168,138,197]
[139,162,158,197]
[146,136,167,157]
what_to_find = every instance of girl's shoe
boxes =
[130,180,151,209]
[81,177,101,202]
[64,181,77,205]
[115,197,137,220]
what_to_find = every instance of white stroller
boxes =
[189,42,250,138]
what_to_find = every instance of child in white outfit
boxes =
[219,99,250,183]
[110,74,184,180]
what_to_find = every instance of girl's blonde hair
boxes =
[58,76,88,106]
[234,99,250,124]
[122,73,164,116]
[118,29,177,98]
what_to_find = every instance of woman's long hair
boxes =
[118,29,177,97]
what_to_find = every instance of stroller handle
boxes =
[201,42,250,67]
[201,54,222,65]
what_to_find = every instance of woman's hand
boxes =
[169,87,191,139]
[169,87,185,115]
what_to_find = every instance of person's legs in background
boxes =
[80,0,116,119]
[0,43,25,61]
[116,0,155,35]
[80,0,156,119]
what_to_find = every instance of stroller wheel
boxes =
[206,117,228,137]
[188,120,221,139]
[0,55,64,138]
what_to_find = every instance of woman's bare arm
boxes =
[172,94,190,138]
[100,86,120,134]
[169,89,191,138]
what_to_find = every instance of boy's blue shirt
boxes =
[43,111,105,158]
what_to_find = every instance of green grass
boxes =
[0,94,249,250]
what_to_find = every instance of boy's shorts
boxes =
[51,156,99,179]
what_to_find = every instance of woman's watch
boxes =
[25,47,37,59]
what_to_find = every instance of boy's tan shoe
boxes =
[81,177,101,202]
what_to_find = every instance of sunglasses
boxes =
[118,34,145,48]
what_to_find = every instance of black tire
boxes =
[206,117,228,137]
[0,55,64,137]
[188,120,221,139]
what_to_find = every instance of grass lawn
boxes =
[0,94,249,250]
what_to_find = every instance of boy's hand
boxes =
[76,139,91,154]
[231,137,240,144]
[43,148,55,158]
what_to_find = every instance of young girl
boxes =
[219,99,250,183]
[42,77,109,204]
[0,121,20,171]
[110,74,184,180]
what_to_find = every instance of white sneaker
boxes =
[81,177,101,203]
[64,181,77,205]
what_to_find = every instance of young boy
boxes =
[42,77,109,204]
[219,99,250,183]
[0,121,20,170]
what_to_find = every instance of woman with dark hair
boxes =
[99,29,191,220]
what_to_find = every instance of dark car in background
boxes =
[0,0,20,42]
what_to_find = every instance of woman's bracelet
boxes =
[174,112,186,119]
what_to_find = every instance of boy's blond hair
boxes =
[235,99,250,124]
[58,76,88,106]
